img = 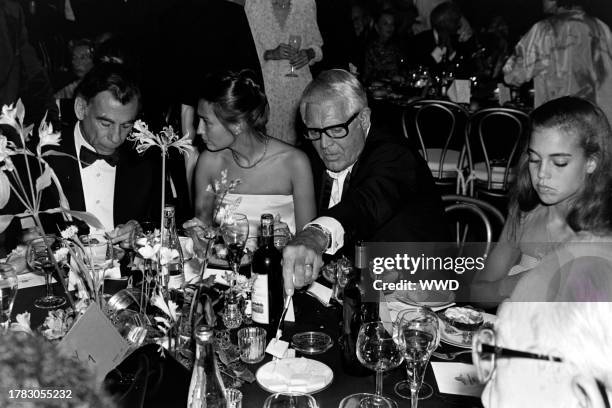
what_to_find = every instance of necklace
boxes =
[231,138,269,169]
[272,0,290,9]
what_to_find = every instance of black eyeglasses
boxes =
[303,111,360,141]
[473,328,610,408]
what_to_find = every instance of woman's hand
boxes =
[290,49,315,69]
[265,44,293,60]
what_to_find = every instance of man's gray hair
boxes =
[498,302,612,389]
[299,69,368,117]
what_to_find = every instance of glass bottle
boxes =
[162,205,184,290]
[187,325,227,408]
[340,241,378,376]
[251,214,283,334]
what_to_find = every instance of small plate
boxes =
[292,332,333,355]
[391,290,456,308]
[256,358,333,394]
[438,312,496,349]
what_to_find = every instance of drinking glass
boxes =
[343,321,404,408]
[263,392,318,408]
[220,213,249,288]
[237,326,266,364]
[0,263,18,333]
[226,388,243,408]
[221,296,243,329]
[286,35,302,77]
[393,307,440,407]
[26,235,66,309]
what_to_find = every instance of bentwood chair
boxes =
[464,107,530,202]
[442,195,506,259]
[402,99,469,195]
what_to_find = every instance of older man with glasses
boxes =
[282,69,447,294]
[472,302,612,408]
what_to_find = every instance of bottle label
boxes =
[251,274,269,324]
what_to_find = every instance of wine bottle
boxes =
[187,325,227,408]
[161,205,185,290]
[340,241,378,376]
[250,214,283,333]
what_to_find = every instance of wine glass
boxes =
[393,307,440,407]
[26,235,66,309]
[0,263,18,333]
[286,34,302,77]
[220,213,249,288]
[263,392,318,408]
[222,295,243,329]
[342,321,404,408]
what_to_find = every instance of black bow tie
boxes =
[79,146,119,168]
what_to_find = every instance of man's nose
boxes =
[320,133,334,149]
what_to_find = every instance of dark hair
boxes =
[556,0,589,9]
[430,2,462,33]
[199,70,269,137]
[75,62,140,105]
[509,96,612,236]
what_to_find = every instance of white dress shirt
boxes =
[74,124,116,231]
[306,164,355,255]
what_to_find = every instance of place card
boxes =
[266,338,289,359]
[498,83,512,105]
[306,281,333,306]
[58,303,130,383]
[448,79,472,104]
[431,362,484,397]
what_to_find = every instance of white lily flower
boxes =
[10,312,33,335]
[37,118,61,152]
[60,225,78,240]
[138,243,161,260]
[159,247,179,265]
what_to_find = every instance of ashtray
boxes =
[291,332,333,355]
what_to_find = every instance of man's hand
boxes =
[265,44,293,61]
[282,227,327,296]
[290,49,314,69]
[107,220,142,249]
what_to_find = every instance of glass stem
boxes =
[375,369,384,397]
[411,389,418,408]
[45,270,52,297]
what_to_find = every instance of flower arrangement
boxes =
[127,120,194,244]
[0,100,104,310]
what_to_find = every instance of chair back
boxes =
[442,195,506,258]
[465,107,529,196]
[402,99,469,182]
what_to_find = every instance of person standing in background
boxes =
[245,0,323,146]
[504,0,612,123]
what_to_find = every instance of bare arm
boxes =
[193,150,219,224]
[471,220,522,306]
[290,150,316,231]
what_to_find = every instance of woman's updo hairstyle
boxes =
[200,70,269,138]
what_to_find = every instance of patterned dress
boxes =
[504,10,612,123]
[245,0,323,145]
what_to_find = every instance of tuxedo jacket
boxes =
[41,123,162,230]
[312,125,448,250]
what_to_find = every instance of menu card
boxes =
[431,362,484,397]
[58,303,130,382]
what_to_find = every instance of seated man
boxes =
[42,63,160,241]
[282,69,447,293]
[477,301,611,408]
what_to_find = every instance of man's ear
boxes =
[571,375,609,408]
[359,107,371,134]
[74,97,88,121]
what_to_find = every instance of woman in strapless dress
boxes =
[191,70,316,242]
[471,96,612,305]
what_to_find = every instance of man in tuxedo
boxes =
[282,69,447,294]
[43,62,160,240]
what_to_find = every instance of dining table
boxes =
[11,277,485,408]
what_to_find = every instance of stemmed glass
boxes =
[264,392,318,408]
[286,34,302,77]
[0,263,18,333]
[393,307,440,407]
[341,321,404,408]
[26,235,66,309]
[220,213,249,289]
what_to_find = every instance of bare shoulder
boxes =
[266,138,311,170]
[195,149,232,180]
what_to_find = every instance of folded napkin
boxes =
[261,358,329,393]
[431,362,484,397]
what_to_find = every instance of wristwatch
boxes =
[306,223,332,250]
